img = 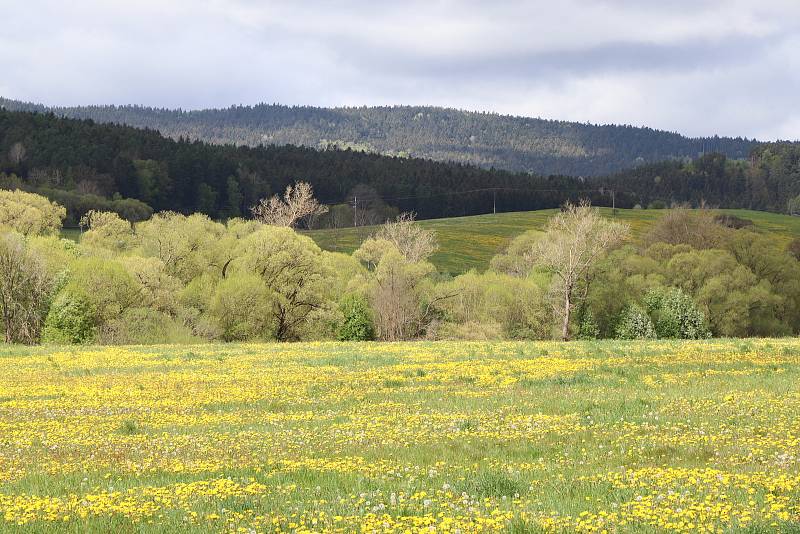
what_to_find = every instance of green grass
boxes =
[306,208,800,274]
[0,339,799,532]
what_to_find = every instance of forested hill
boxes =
[1,109,797,226]
[0,98,755,177]
[0,109,591,224]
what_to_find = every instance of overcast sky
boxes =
[1,0,799,140]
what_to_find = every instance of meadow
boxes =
[0,340,798,532]
[306,208,800,274]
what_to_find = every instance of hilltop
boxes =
[0,98,755,176]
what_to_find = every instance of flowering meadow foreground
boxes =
[0,341,799,533]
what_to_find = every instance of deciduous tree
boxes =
[375,212,438,263]
[0,232,56,343]
[251,181,328,228]
[0,190,66,236]
[527,201,629,340]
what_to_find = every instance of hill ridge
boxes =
[0,97,756,176]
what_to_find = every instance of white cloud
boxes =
[0,0,798,139]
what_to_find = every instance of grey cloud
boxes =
[333,33,783,82]
[0,0,798,139]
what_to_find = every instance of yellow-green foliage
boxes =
[433,270,551,340]
[136,212,228,283]
[209,273,275,341]
[0,340,798,531]
[0,189,66,236]
[12,201,800,344]
[79,210,135,251]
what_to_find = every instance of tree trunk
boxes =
[4,308,11,344]
[561,288,571,341]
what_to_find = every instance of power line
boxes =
[321,186,636,206]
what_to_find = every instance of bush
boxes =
[337,294,375,341]
[42,289,96,344]
[99,307,198,345]
[74,259,141,320]
[787,238,800,261]
[432,270,551,341]
[645,287,710,339]
[435,320,504,341]
[714,214,753,229]
[576,309,600,340]
[615,304,656,340]
[208,273,275,341]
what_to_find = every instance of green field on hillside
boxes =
[1,339,798,532]
[307,208,800,273]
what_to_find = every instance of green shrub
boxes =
[615,304,656,340]
[42,289,96,344]
[209,273,274,341]
[337,294,375,341]
[65,258,141,325]
[787,238,800,261]
[435,320,503,341]
[645,287,710,339]
[576,309,600,340]
[99,307,198,345]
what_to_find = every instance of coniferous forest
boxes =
[1,98,755,176]
[1,108,799,225]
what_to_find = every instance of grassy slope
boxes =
[307,208,800,274]
[0,340,798,532]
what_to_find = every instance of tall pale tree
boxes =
[527,201,629,341]
[375,212,437,263]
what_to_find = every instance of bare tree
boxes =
[371,259,420,341]
[75,179,103,196]
[375,212,438,263]
[251,181,328,228]
[368,249,439,341]
[28,168,63,187]
[526,201,629,341]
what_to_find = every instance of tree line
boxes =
[601,149,800,214]
[1,109,799,228]
[1,187,799,345]
[0,109,598,224]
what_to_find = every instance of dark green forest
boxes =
[0,109,591,224]
[1,109,798,225]
[1,98,755,177]
[603,146,800,213]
